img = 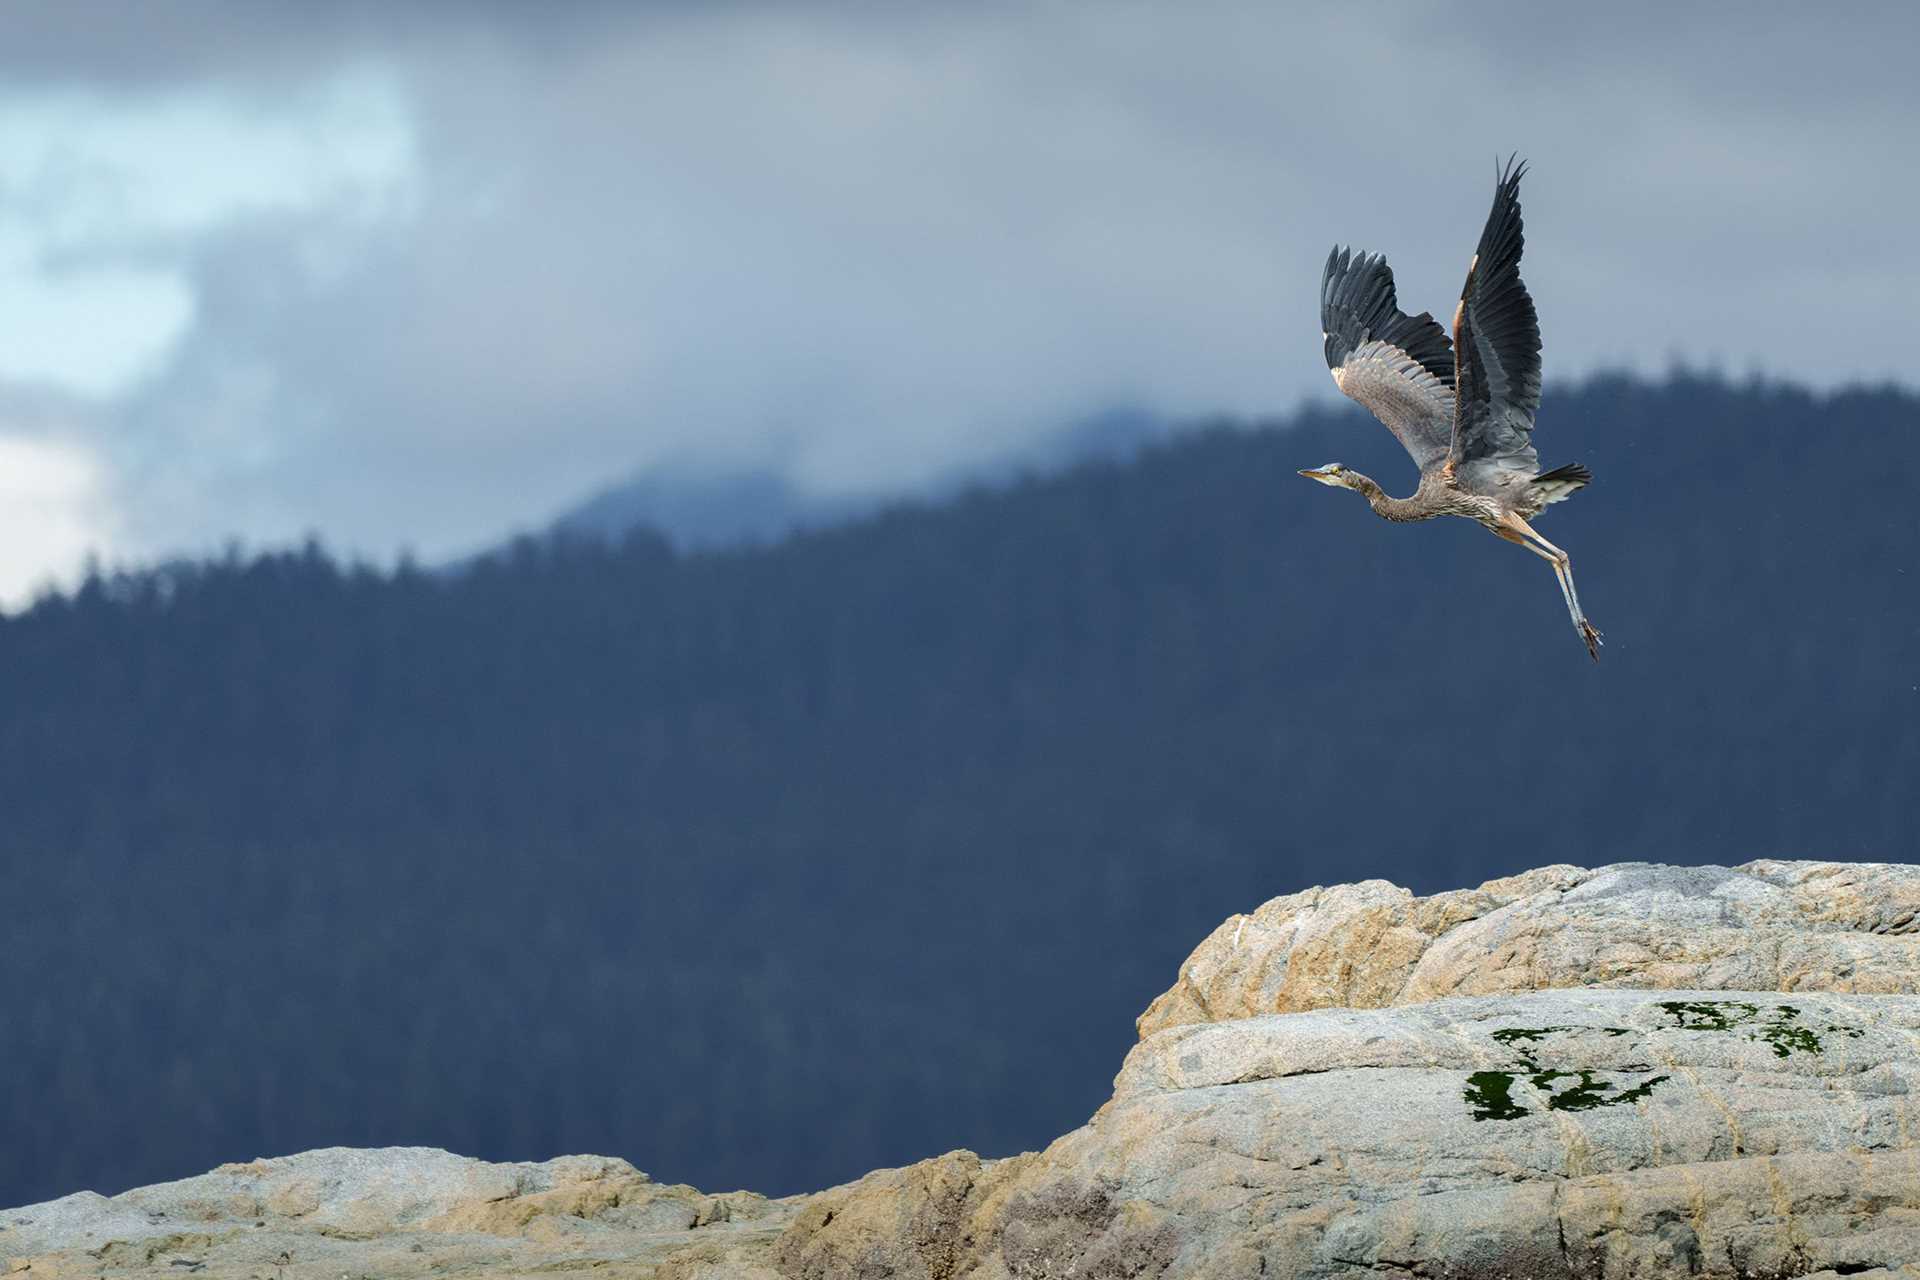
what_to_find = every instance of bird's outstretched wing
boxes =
[1449,157,1542,488]
[1320,246,1455,473]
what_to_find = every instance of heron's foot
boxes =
[1578,618,1603,662]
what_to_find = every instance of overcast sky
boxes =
[0,2,1915,602]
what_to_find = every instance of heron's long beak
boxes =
[1298,467,1329,480]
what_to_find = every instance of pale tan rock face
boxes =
[0,1148,791,1280]
[1137,860,1920,1037]
[779,987,1920,1277]
[768,862,1920,1278]
[16,862,1920,1279]
[774,1149,1030,1280]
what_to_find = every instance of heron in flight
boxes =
[1303,158,1601,660]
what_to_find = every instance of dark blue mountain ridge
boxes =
[2,373,1915,1216]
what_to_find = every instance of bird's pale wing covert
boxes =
[1319,247,1455,472]
[1449,157,1543,487]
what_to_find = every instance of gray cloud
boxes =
[2,1,1918,574]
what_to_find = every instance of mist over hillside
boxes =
[542,407,1168,550]
[5,375,1917,1212]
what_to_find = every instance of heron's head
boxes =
[1297,462,1353,489]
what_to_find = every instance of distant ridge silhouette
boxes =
[3,375,1915,1213]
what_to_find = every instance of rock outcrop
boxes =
[0,1148,792,1279]
[1138,860,1920,1036]
[13,861,1920,1278]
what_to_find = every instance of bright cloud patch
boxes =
[0,67,414,398]
[0,262,194,396]
[0,433,113,607]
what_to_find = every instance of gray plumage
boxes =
[1305,156,1602,660]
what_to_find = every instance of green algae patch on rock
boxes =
[1464,1070,1527,1121]
[1656,999,1761,1031]
[1655,998,1869,1059]
[1463,1067,1671,1122]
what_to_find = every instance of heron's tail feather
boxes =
[1531,462,1591,505]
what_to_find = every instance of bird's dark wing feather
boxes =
[1449,156,1542,489]
[1320,246,1455,473]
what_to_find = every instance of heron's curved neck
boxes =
[1346,472,1429,522]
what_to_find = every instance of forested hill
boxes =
[5,375,1917,1212]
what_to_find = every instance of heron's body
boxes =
[1305,157,1602,659]
[1339,463,1589,526]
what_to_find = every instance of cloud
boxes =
[0,262,193,398]
[0,2,1917,589]
[0,63,416,584]
[0,423,115,606]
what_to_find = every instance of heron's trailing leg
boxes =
[1498,514,1602,661]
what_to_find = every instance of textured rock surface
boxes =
[1138,860,1920,1037]
[1089,988,1920,1276]
[783,986,1920,1277]
[0,1148,791,1279]
[15,861,1920,1278]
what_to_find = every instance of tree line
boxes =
[3,374,1915,1209]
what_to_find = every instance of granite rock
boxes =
[15,862,1920,1278]
[1137,860,1920,1038]
[0,1147,789,1279]
[777,985,1920,1276]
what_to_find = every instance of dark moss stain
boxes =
[1491,1026,1629,1071]
[1464,1000,1867,1122]
[1492,1026,1630,1046]
[1656,999,1759,1031]
[1755,1022,1820,1057]
[1749,1005,1814,1058]
[1466,1026,1668,1121]
[1655,999,1866,1058]
[1465,1070,1525,1121]
[1534,1069,1673,1112]
[1579,1072,1666,1109]
[1463,1067,1670,1120]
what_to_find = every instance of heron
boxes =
[1303,157,1601,660]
